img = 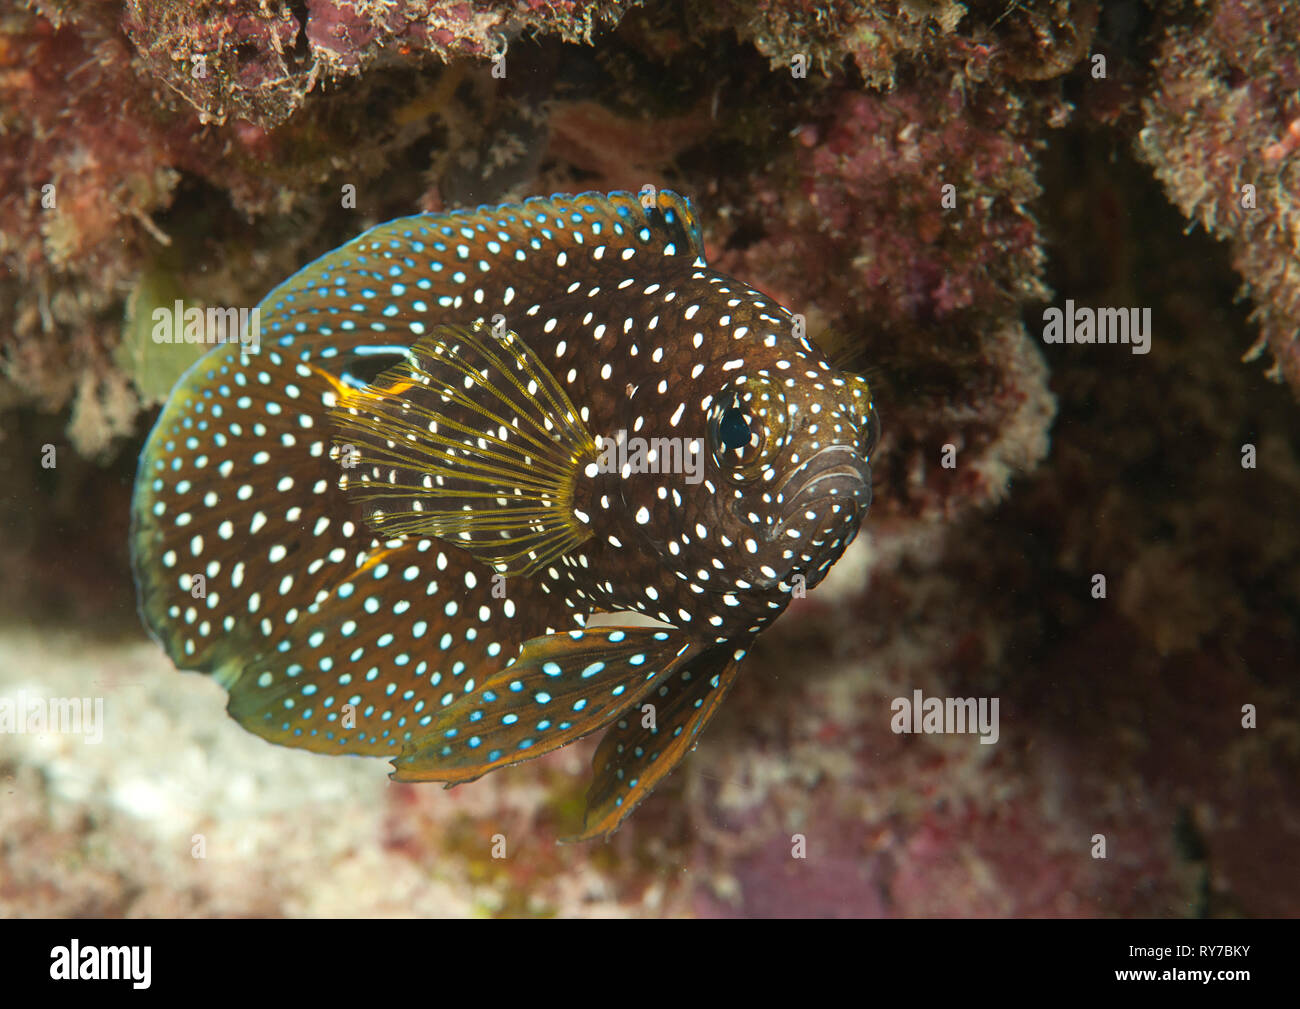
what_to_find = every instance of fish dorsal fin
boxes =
[330,320,598,577]
[517,188,707,266]
[256,189,707,360]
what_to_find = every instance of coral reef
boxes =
[711,78,1059,520]
[1,5,180,454]
[1137,0,1300,394]
[0,0,1297,917]
[0,0,635,455]
[700,0,1099,89]
[122,0,628,129]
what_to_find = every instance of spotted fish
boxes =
[130,190,878,839]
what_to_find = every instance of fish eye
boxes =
[707,375,789,482]
[718,402,751,453]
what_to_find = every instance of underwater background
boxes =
[1,0,1297,917]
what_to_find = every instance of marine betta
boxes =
[131,190,878,839]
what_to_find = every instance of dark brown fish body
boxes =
[131,190,876,838]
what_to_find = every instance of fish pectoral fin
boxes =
[390,626,699,785]
[330,320,598,578]
[565,639,749,843]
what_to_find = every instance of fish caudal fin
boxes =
[331,321,598,578]
[390,626,698,785]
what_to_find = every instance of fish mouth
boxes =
[771,444,872,539]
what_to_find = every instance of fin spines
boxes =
[331,320,598,576]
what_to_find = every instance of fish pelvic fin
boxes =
[567,638,749,842]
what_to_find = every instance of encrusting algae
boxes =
[130,189,878,839]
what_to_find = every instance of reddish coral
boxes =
[799,87,1047,326]
[0,7,179,450]
[712,81,1057,521]
[1137,0,1300,395]
[700,0,1098,89]
[123,0,304,127]
[1,0,1297,921]
[122,0,629,127]
[544,100,715,193]
[0,0,634,454]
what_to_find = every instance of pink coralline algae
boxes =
[702,0,1099,89]
[712,82,1057,522]
[0,6,185,451]
[123,0,304,127]
[1137,0,1300,395]
[124,0,631,127]
[1,0,1298,920]
[783,87,1046,330]
[0,0,636,454]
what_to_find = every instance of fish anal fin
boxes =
[391,626,699,785]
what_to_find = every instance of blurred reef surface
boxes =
[0,0,1297,916]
